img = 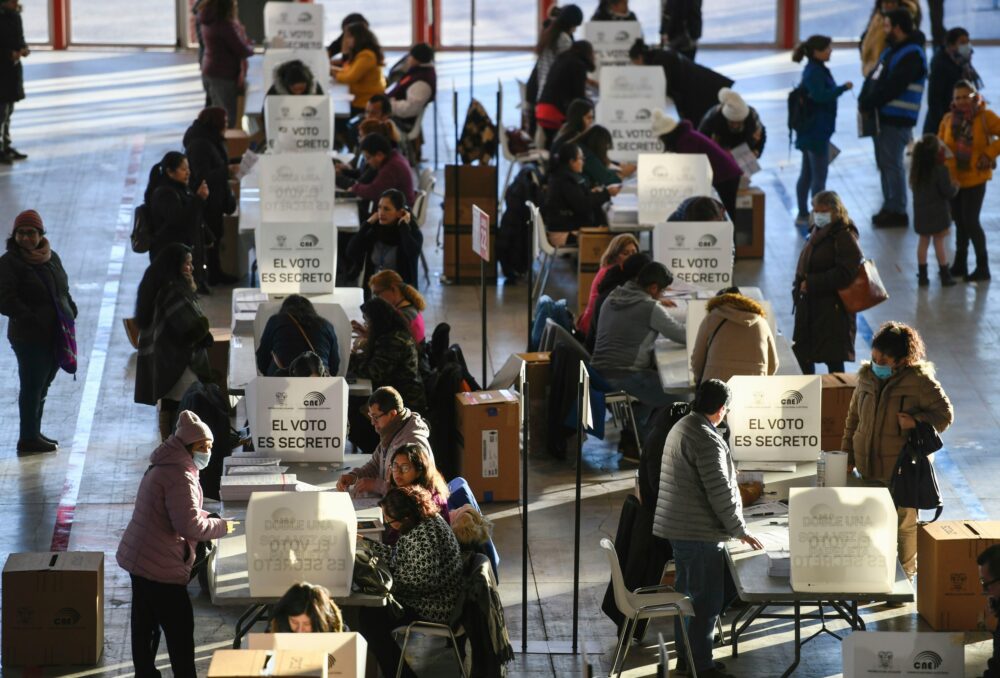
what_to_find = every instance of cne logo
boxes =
[698,234,718,247]
[614,30,630,41]
[780,390,804,405]
[303,391,326,407]
[912,650,943,670]
[299,234,319,248]
[301,106,318,118]
[53,607,81,626]
[635,108,652,120]
[298,11,313,22]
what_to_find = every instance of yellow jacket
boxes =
[335,49,386,109]
[939,107,1000,188]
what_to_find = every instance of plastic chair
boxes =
[600,537,697,677]
[447,477,500,580]
[412,190,431,285]
[401,106,427,166]
[526,201,578,308]
[418,168,436,195]
[393,620,468,678]
[500,125,547,206]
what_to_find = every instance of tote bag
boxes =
[838,258,889,313]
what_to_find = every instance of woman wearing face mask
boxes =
[791,191,863,375]
[346,189,422,291]
[924,27,982,136]
[270,582,344,633]
[841,322,953,582]
[116,410,230,678]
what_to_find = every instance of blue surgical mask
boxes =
[871,363,893,380]
[957,44,973,59]
[193,452,211,470]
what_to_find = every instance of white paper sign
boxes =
[472,204,490,261]
[256,221,336,294]
[264,2,325,50]
[265,95,333,152]
[685,297,777,384]
[654,221,734,290]
[263,49,331,95]
[595,66,667,162]
[583,21,643,71]
[246,491,356,596]
[247,376,348,462]
[258,152,336,224]
[637,153,714,225]
[843,631,965,677]
[727,375,822,461]
[789,487,898,594]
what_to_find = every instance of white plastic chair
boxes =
[400,106,427,166]
[418,167,436,195]
[392,620,468,678]
[411,189,431,285]
[526,200,578,307]
[600,537,697,677]
[499,124,548,206]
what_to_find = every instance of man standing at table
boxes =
[0,0,29,164]
[653,379,763,678]
[979,544,1000,677]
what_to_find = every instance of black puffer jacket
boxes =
[149,179,206,262]
[182,119,236,235]
[0,244,76,344]
[541,168,609,233]
[0,6,25,103]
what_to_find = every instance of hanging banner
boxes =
[727,375,822,462]
[637,153,714,225]
[246,377,348,463]
[262,49,331,94]
[256,221,336,294]
[264,2,325,50]
[843,631,965,677]
[654,221,734,289]
[583,21,643,72]
[594,66,667,163]
[258,152,336,224]
[265,95,333,152]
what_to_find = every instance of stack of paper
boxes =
[767,550,791,578]
[228,465,289,476]
[220,474,298,501]
[223,456,282,475]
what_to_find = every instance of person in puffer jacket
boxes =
[690,288,778,385]
[116,411,229,678]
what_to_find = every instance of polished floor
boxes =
[0,45,999,676]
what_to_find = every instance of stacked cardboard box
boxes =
[443,165,498,283]
[918,521,1000,630]
[577,228,613,314]
[734,187,765,259]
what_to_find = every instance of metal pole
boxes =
[572,361,584,654]
[470,0,475,96]
[520,370,529,654]
[481,256,487,387]
[452,87,460,283]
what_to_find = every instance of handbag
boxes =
[33,268,78,375]
[130,203,152,254]
[888,421,943,522]
[352,544,404,617]
[838,258,889,313]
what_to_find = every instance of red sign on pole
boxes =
[472,204,490,262]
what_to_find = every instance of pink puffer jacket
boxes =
[116,436,228,585]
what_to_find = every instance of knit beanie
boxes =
[718,88,750,122]
[557,4,584,27]
[410,43,434,64]
[13,210,45,235]
[175,410,214,446]
[651,110,678,136]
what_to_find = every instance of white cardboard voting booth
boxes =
[788,487,897,594]
[727,375,822,461]
[637,153,714,225]
[249,633,368,678]
[595,66,667,162]
[245,492,356,596]
[843,631,964,677]
[583,21,643,71]
[654,220,733,290]
[263,49,332,95]
[258,152,337,224]
[246,377,348,463]
[265,95,333,152]
[684,297,777,384]
[263,2,324,50]
[256,221,337,295]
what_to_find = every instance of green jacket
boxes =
[349,328,426,412]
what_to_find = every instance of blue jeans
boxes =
[874,124,912,214]
[11,340,59,441]
[671,539,726,672]
[606,369,674,427]
[796,147,830,217]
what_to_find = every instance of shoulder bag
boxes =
[271,313,317,370]
[838,258,889,313]
[352,543,404,618]
[888,421,944,523]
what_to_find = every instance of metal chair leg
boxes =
[616,614,640,677]
[625,398,643,456]
[448,633,469,678]
[610,616,635,677]
[395,626,414,678]
[537,254,554,303]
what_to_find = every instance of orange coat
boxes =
[939,107,1000,188]
[335,49,386,109]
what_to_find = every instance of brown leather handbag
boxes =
[838,258,889,313]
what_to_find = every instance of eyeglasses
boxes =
[390,463,413,473]
[368,410,390,423]
[982,577,1000,591]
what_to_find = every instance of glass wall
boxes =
[800,0,875,42]
[440,0,538,47]
[21,2,49,44]
[701,0,775,44]
[70,0,176,44]
[318,0,414,48]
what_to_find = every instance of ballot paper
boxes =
[220,473,298,502]
[730,143,761,176]
[767,551,791,578]
[743,500,790,519]
[227,465,290,476]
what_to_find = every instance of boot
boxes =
[950,254,968,278]
[966,267,992,282]
[917,264,929,287]
[939,265,956,287]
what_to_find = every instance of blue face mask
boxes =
[193,452,211,470]
[871,363,893,380]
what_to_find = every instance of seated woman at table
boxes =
[577,233,639,336]
[550,98,595,160]
[255,295,340,376]
[331,22,386,117]
[577,124,636,188]
[383,444,450,544]
[346,189,423,290]
[541,142,613,247]
[282,350,330,378]
[368,269,427,344]
[270,582,344,633]
[358,486,463,678]
[690,287,778,386]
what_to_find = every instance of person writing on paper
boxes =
[977,544,1000,677]
[592,0,637,21]
[384,443,451,544]
[349,133,415,207]
[841,322,952,582]
[116,410,230,678]
[690,287,778,386]
[576,125,637,187]
[577,233,639,336]
[265,59,324,97]
[541,142,612,247]
[270,582,344,633]
[585,251,651,354]
[653,380,763,678]
[255,295,340,376]
[697,88,767,158]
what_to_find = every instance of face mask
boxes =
[812,211,832,228]
[957,44,972,59]
[193,452,211,470]
[871,363,893,380]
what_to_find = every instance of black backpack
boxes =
[497,164,543,280]
[787,83,813,145]
[131,204,152,254]
[889,422,944,522]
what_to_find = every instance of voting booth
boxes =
[654,220,734,290]
[245,491,357,597]
[265,95,333,152]
[253,301,351,378]
[263,2,324,50]
[637,153,713,225]
[595,66,667,162]
[209,649,328,677]
[583,21,643,72]
[727,375,822,462]
[249,633,368,678]
[788,487,897,594]
[842,631,964,677]
[263,49,332,95]
[246,377,348,463]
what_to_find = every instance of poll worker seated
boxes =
[368,269,427,344]
[345,189,423,290]
[668,195,727,222]
[383,443,450,544]
[335,118,394,190]
[690,287,778,386]
[358,486,464,678]
[270,582,344,633]
[255,295,340,376]
[697,87,767,158]
[326,13,366,63]
[266,59,324,97]
[280,351,330,378]
[336,386,431,494]
[348,133,415,208]
[345,94,401,150]
[591,261,685,422]
[541,141,613,247]
[979,544,1000,678]
[591,0,638,21]
[586,251,651,354]
[386,43,436,136]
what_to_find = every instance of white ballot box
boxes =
[727,375,822,462]
[264,2,324,50]
[789,487,897,594]
[584,21,643,72]
[256,221,337,295]
[247,377,348,463]
[249,633,367,678]
[246,491,357,597]
[595,66,667,163]
[257,152,337,224]
[263,49,331,94]
[843,631,964,677]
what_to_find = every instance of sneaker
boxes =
[6,147,27,160]
[871,209,891,226]
[17,438,58,454]
[873,211,908,228]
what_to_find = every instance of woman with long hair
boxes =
[368,269,427,344]
[576,124,636,187]
[346,189,423,290]
[534,4,584,99]
[577,233,639,335]
[383,443,450,544]
[551,98,595,159]
[332,21,386,113]
[255,294,340,376]
[349,297,426,413]
[270,582,344,633]
[541,142,612,246]
[198,0,254,127]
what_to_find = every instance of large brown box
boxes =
[578,228,613,313]
[225,129,251,159]
[734,187,765,259]
[820,372,858,451]
[442,226,498,282]
[917,521,1000,630]
[455,390,521,502]
[517,352,551,456]
[443,165,498,283]
[209,327,232,394]
[208,649,328,677]
[2,552,104,667]
[220,214,242,278]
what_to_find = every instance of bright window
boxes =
[70,0,176,45]
[317,0,414,48]
[440,0,538,47]
[21,2,49,44]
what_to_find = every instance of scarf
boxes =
[20,237,52,265]
[375,219,403,246]
[950,101,979,171]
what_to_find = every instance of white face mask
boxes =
[812,211,832,228]
[193,452,211,470]
[956,43,972,59]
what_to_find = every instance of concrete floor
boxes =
[0,46,999,676]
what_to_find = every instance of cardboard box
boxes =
[820,372,858,451]
[208,649,328,677]
[248,632,367,678]
[455,390,521,502]
[577,228,613,313]
[225,129,251,159]
[443,165,497,225]
[734,187,765,259]
[2,551,104,667]
[442,225,498,283]
[917,521,1000,630]
[516,352,551,457]
[209,327,232,393]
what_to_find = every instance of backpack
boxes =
[787,83,812,145]
[131,204,152,254]
[888,422,944,522]
[497,164,543,280]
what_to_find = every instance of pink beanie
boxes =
[175,410,214,446]
[13,210,45,235]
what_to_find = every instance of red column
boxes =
[779,0,798,49]
[539,0,557,27]
[51,0,68,49]
[414,0,435,46]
